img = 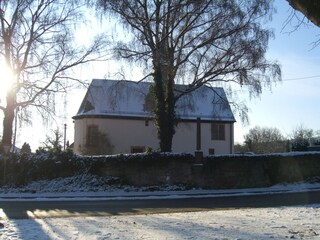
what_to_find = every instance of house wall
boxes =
[73,117,234,155]
[173,121,234,155]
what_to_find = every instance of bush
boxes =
[0,151,193,187]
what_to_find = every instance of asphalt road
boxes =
[1,190,320,219]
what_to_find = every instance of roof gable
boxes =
[74,79,235,122]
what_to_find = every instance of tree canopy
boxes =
[290,125,314,151]
[96,0,281,152]
[244,126,287,153]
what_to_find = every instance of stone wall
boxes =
[88,152,320,189]
[1,152,320,189]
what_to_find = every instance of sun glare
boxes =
[0,61,15,101]
[0,208,8,220]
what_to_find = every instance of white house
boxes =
[73,79,236,155]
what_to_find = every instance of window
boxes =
[87,125,99,146]
[211,123,225,140]
[131,146,145,153]
[209,148,215,155]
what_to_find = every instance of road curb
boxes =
[1,187,320,201]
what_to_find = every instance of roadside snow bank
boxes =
[0,174,319,201]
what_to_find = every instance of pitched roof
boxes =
[73,79,235,122]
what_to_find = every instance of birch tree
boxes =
[96,0,281,152]
[0,0,107,150]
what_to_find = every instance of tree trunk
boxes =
[153,67,176,152]
[165,72,176,151]
[1,91,15,149]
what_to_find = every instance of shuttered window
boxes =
[87,125,99,146]
[211,124,225,140]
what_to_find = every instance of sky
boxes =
[1,1,320,150]
[234,1,320,142]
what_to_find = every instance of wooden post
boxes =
[195,117,203,164]
[196,117,201,151]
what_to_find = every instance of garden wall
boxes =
[0,151,320,189]
[88,152,320,188]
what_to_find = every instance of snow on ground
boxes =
[0,174,194,195]
[1,175,320,239]
[0,205,319,239]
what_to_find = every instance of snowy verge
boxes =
[0,178,320,201]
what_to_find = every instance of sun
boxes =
[0,60,15,103]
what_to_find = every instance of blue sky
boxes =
[1,1,320,149]
[234,0,320,142]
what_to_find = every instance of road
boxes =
[1,190,320,219]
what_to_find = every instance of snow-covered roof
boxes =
[74,79,235,122]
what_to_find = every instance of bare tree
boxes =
[41,128,63,153]
[0,0,107,149]
[287,0,320,28]
[244,126,287,153]
[96,0,281,152]
[290,124,314,151]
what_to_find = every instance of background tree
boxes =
[290,125,314,151]
[244,126,287,153]
[96,0,281,152]
[20,142,31,154]
[234,143,250,154]
[40,128,63,153]
[313,130,320,145]
[83,131,114,156]
[287,0,320,28]
[0,0,107,149]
